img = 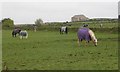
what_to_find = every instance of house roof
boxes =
[72,14,89,19]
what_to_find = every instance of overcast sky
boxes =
[1,2,118,24]
[118,1,120,15]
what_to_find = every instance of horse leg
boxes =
[14,33,17,37]
[20,36,22,39]
[12,35,14,37]
[66,31,68,34]
[60,28,62,34]
[60,29,61,34]
[25,35,28,39]
[12,33,15,37]
[85,41,89,46]
[25,36,28,39]
[77,39,80,46]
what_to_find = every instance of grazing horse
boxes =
[77,27,97,46]
[19,30,28,39]
[60,26,68,34]
[12,28,21,37]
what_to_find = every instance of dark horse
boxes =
[12,28,21,37]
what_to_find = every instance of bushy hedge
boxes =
[2,19,118,34]
[2,24,118,33]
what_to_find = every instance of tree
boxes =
[35,18,43,26]
[2,18,14,27]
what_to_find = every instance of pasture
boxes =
[2,30,118,70]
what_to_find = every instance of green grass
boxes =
[2,30,118,70]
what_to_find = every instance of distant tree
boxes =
[2,18,14,27]
[35,18,43,26]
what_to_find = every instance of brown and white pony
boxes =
[77,28,97,46]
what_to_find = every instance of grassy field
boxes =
[2,29,118,70]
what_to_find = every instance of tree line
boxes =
[1,18,43,29]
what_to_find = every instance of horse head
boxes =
[92,37,97,46]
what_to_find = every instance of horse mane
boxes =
[88,29,97,41]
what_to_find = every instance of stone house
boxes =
[71,14,89,22]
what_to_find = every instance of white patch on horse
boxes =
[61,27,66,32]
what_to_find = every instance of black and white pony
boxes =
[19,30,28,39]
[12,28,21,37]
[60,26,68,34]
